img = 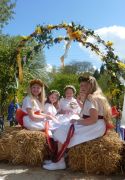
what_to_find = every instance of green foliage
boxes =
[17,49,48,103]
[93,69,100,80]
[0,35,21,114]
[98,71,124,108]
[48,73,79,97]
[0,35,47,114]
[48,60,95,97]
[0,0,16,32]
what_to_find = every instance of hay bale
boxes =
[4,126,23,134]
[0,135,12,161]
[10,129,49,166]
[0,127,49,166]
[0,126,22,161]
[120,142,125,172]
[68,131,123,175]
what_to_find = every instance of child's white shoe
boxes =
[43,159,66,170]
[43,160,52,165]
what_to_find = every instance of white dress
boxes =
[53,99,106,148]
[57,97,81,124]
[44,102,80,130]
[44,103,57,116]
[59,97,81,115]
[22,96,45,130]
[44,103,59,130]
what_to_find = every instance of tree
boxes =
[60,60,95,74]
[0,35,20,114]
[16,49,49,102]
[48,60,96,97]
[0,35,47,115]
[0,0,16,32]
[48,73,80,97]
[93,69,100,80]
[100,64,105,74]
[97,71,124,107]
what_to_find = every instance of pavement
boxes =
[0,163,125,180]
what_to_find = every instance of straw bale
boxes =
[0,126,22,161]
[68,131,123,175]
[10,129,49,166]
[120,142,125,172]
[0,134,12,161]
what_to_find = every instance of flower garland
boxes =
[16,22,125,107]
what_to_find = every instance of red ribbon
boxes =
[16,109,41,126]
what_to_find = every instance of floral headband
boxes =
[64,85,76,94]
[30,79,43,87]
[78,74,94,83]
[50,90,60,96]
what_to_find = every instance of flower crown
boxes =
[64,85,76,94]
[30,79,43,87]
[78,74,94,83]
[50,89,60,96]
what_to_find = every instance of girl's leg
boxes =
[43,142,66,170]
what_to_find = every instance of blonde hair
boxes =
[79,75,112,123]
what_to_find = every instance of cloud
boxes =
[95,26,125,59]
[79,26,125,64]
[46,63,53,72]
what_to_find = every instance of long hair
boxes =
[78,75,112,123]
[45,90,60,109]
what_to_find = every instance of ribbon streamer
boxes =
[60,40,72,67]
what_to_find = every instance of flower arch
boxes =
[16,22,125,107]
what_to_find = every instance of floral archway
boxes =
[16,22,125,107]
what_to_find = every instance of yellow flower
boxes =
[62,22,68,27]
[67,27,82,40]
[35,27,42,34]
[47,25,53,30]
[58,36,63,42]
[72,30,83,39]
[112,89,120,96]
[21,36,29,40]
[118,61,125,69]
[106,41,113,47]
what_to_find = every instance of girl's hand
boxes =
[46,114,54,119]
[47,114,60,124]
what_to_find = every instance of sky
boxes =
[3,0,125,69]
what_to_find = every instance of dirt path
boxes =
[0,163,124,180]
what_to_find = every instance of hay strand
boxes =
[68,131,123,175]
[10,129,48,166]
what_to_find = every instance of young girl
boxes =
[43,75,113,170]
[58,85,81,122]
[44,90,60,117]
[18,79,55,130]
[44,90,60,128]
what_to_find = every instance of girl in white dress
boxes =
[44,90,60,129]
[21,79,55,130]
[58,85,81,122]
[44,90,60,116]
[43,75,113,170]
